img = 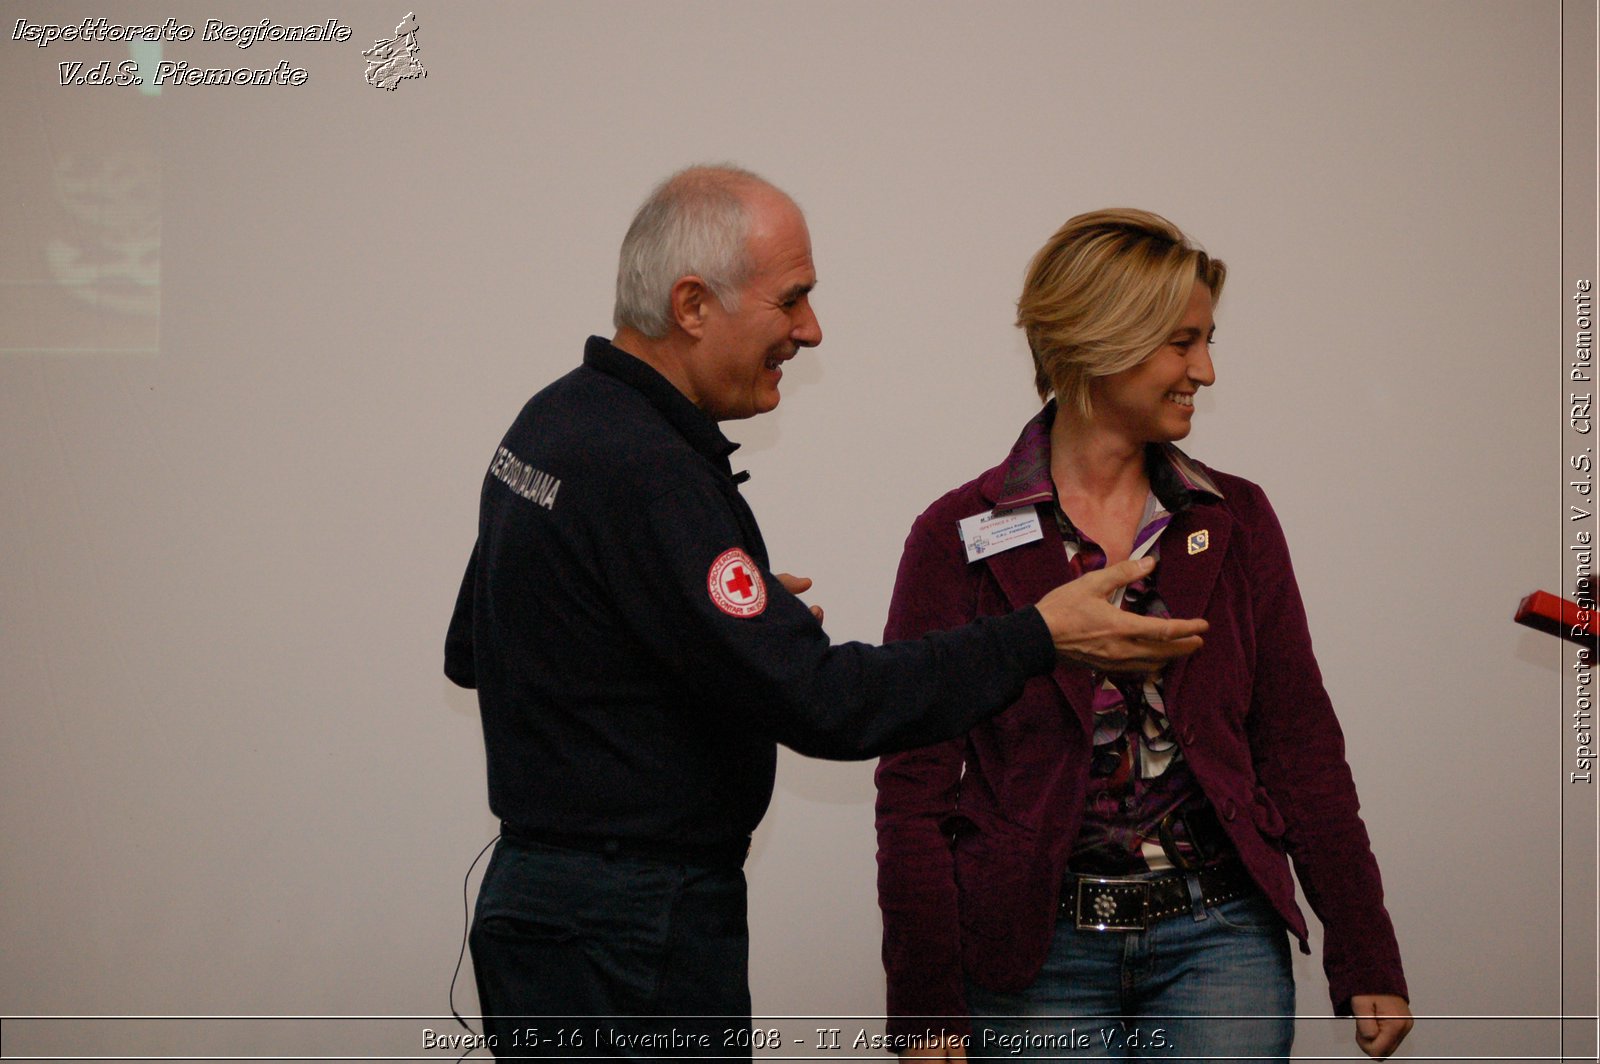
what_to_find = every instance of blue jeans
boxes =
[469,837,751,1060]
[966,890,1295,1062]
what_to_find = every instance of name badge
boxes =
[958,507,1044,563]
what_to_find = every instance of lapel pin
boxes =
[1187,530,1210,555]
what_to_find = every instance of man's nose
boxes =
[794,301,821,348]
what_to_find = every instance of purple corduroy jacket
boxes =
[874,427,1407,1043]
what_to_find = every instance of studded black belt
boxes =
[1062,860,1257,932]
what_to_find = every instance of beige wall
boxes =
[1,1,1589,1059]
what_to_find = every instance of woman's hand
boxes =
[1352,993,1413,1059]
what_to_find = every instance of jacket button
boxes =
[1221,798,1237,822]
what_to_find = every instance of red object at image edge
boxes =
[1515,589,1596,643]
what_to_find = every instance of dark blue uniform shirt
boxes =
[446,337,1055,851]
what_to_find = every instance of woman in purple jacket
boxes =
[874,210,1411,1062]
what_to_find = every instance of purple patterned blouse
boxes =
[998,405,1231,875]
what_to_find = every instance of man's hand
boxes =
[1035,557,1206,672]
[776,572,824,624]
[897,1034,967,1062]
[1352,993,1412,1059]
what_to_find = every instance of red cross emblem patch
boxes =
[707,548,767,618]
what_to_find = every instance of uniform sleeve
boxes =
[874,509,980,1043]
[443,540,478,689]
[1238,485,1407,1012]
[605,475,1055,761]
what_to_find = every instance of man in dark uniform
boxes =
[444,165,1208,1059]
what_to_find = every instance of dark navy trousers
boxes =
[470,837,752,1060]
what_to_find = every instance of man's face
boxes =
[688,190,822,421]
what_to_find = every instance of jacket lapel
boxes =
[1151,501,1233,707]
[975,487,1099,735]
[972,439,1235,736]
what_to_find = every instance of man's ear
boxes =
[670,276,713,338]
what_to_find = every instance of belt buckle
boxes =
[1074,877,1149,932]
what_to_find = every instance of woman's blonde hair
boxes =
[1017,208,1225,416]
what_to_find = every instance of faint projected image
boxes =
[1,43,161,354]
[46,152,160,317]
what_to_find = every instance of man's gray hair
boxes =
[613,165,773,337]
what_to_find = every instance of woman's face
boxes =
[1088,280,1216,444]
